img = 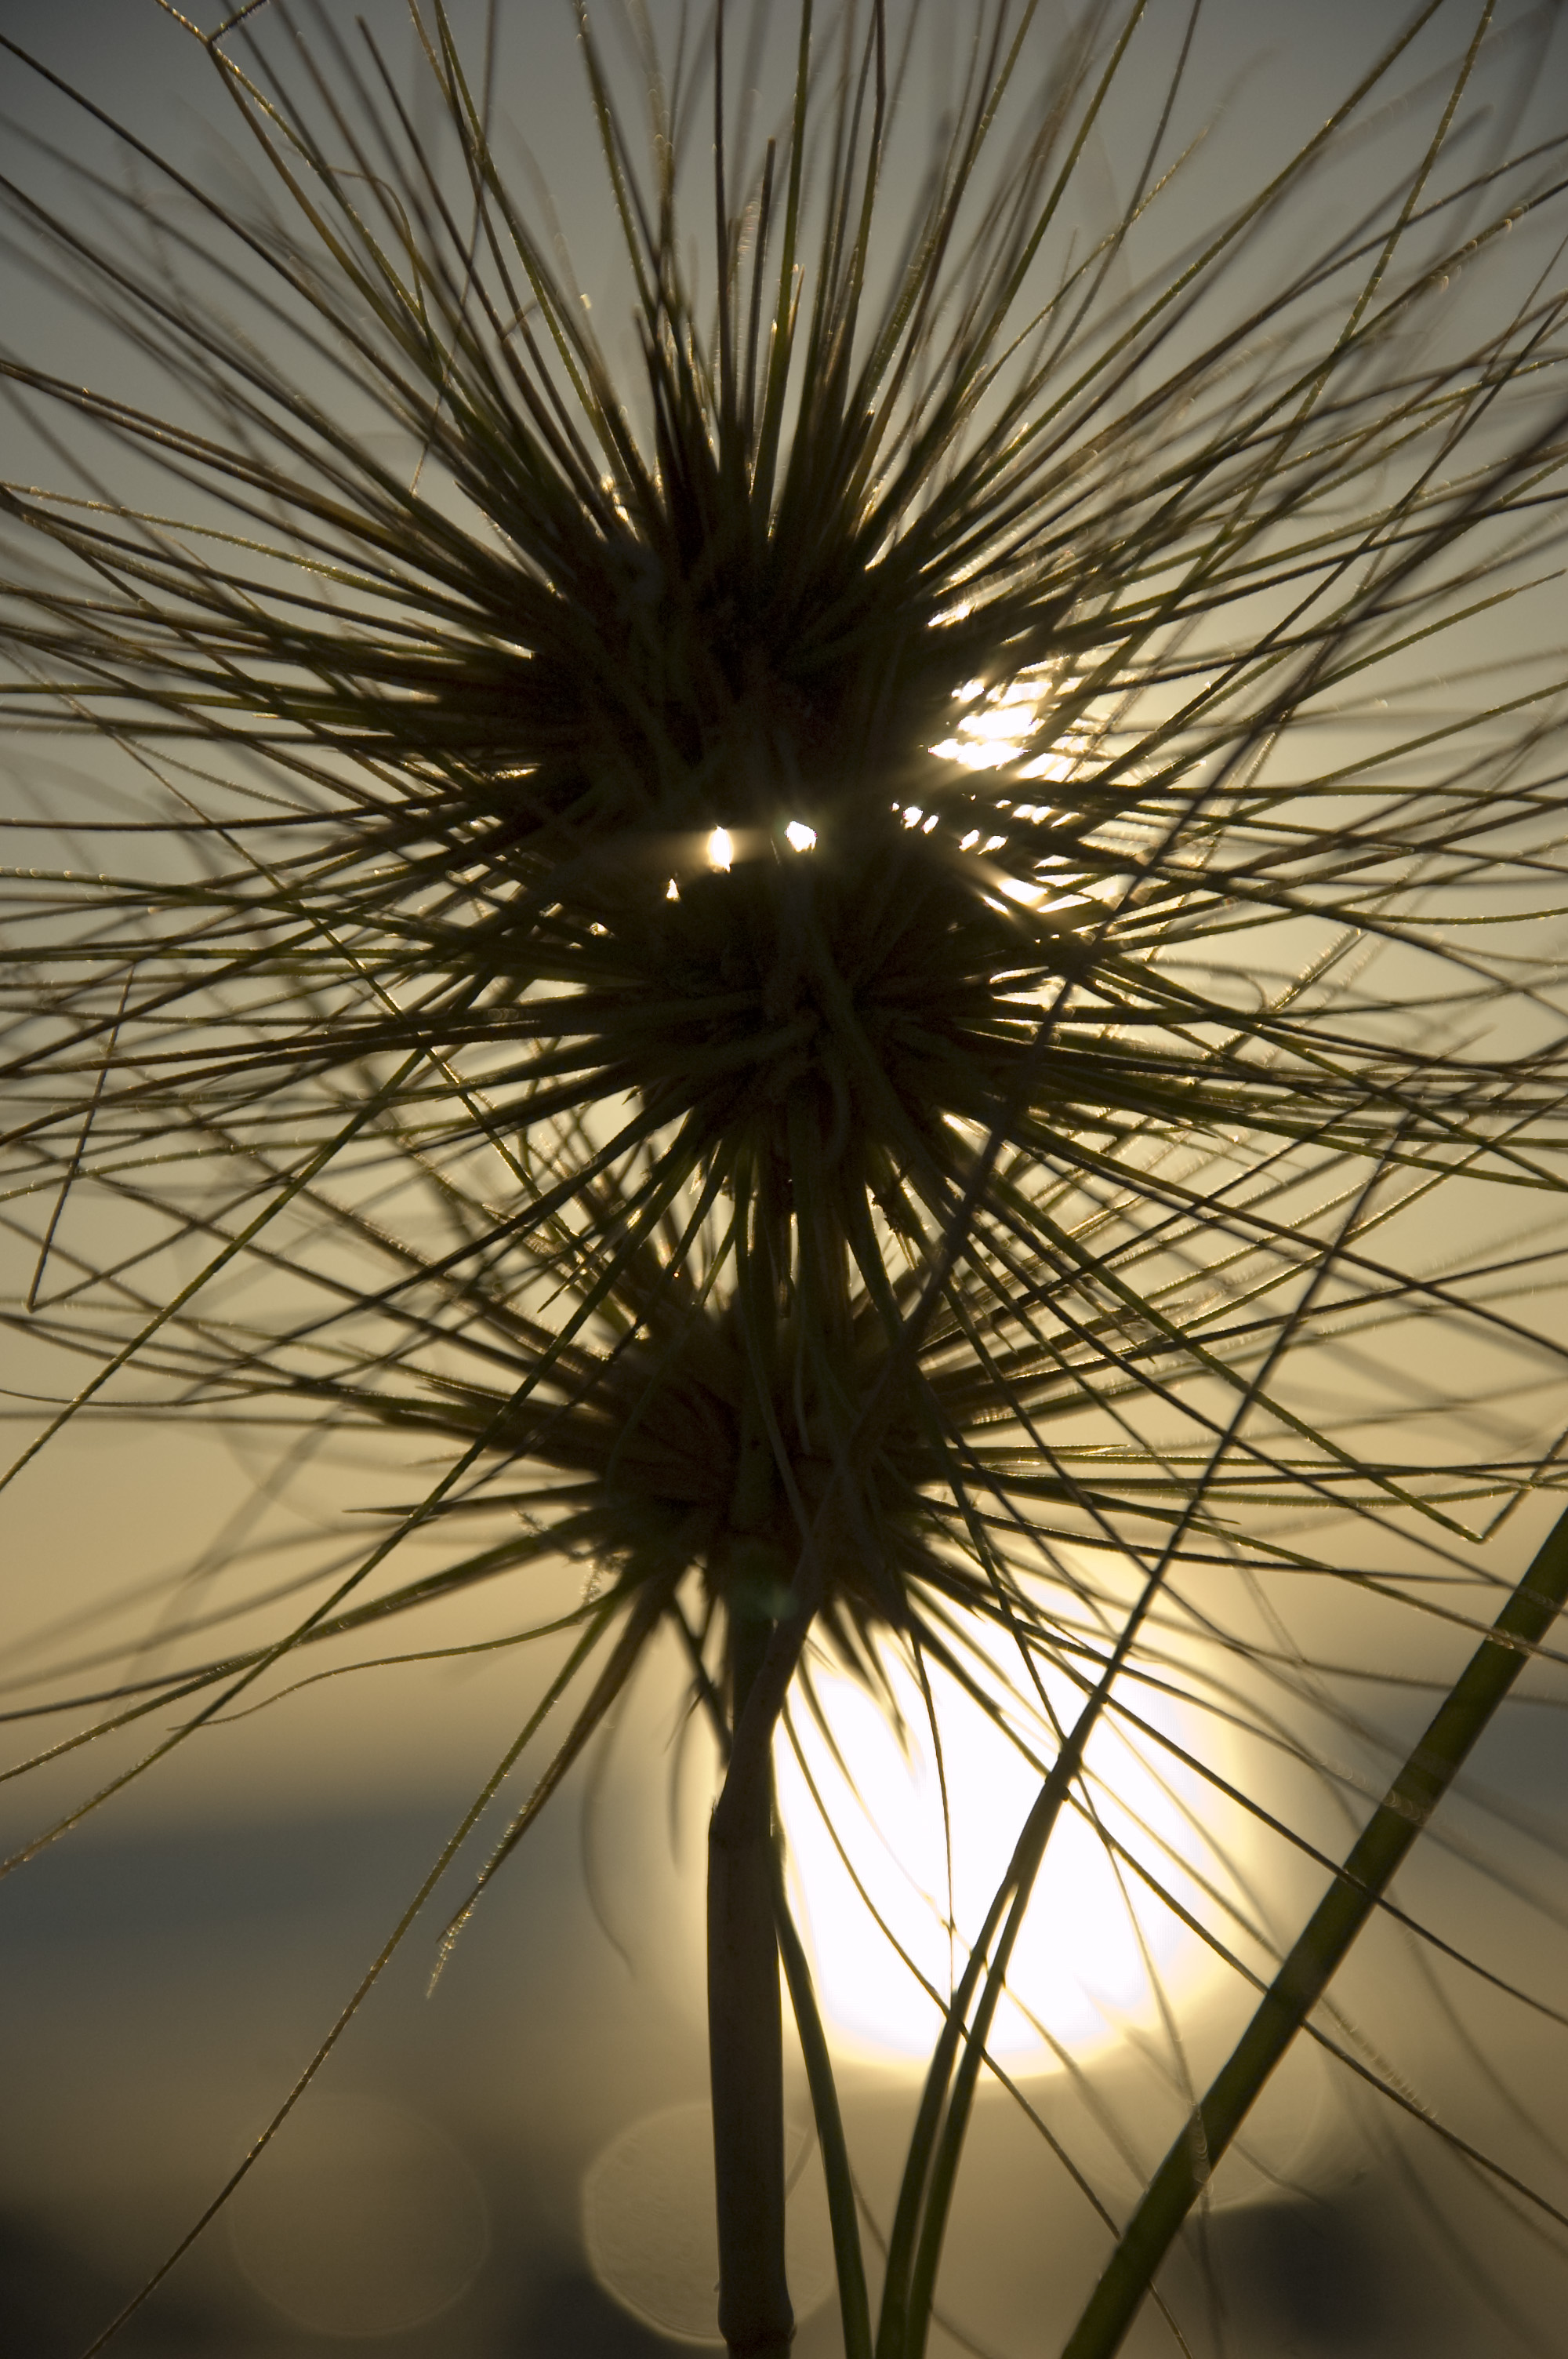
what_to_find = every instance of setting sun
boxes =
[777,1637,1225,2068]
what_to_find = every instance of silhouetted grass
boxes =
[2,4,1568,2353]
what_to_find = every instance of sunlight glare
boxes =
[776,1641,1219,2069]
[931,667,1089,780]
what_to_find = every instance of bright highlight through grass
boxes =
[778,1648,1218,2067]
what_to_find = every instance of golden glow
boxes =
[931,667,1090,783]
[923,668,1100,921]
[707,827,734,870]
[777,1640,1220,2069]
[785,820,818,852]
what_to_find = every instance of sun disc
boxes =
[776,1643,1221,2069]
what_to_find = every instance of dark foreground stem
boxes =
[1062,1497,1568,2359]
[710,1608,794,2359]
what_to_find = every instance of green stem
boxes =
[1062,1497,1568,2359]
[710,1601,794,2359]
[774,1852,873,2359]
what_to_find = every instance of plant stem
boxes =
[1061,1496,1568,2359]
[775,1851,873,2359]
[710,1601,794,2358]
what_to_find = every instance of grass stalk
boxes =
[710,1599,794,2357]
[775,1855,874,2359]
[1062,1495,1568,2359]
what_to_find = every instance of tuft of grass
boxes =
[2,2,1568,2353]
